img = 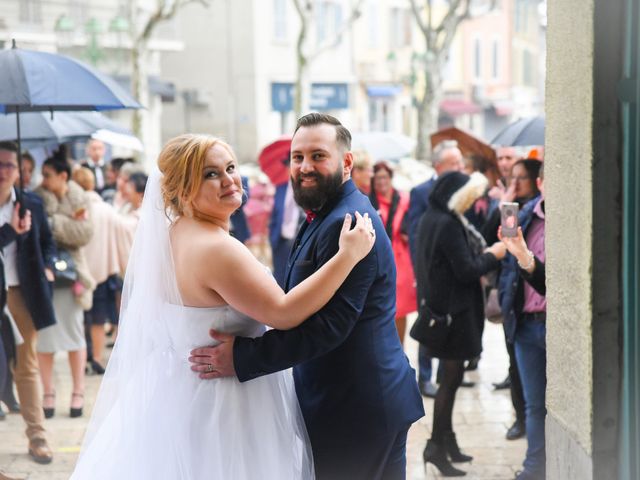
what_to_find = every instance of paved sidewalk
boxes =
[0,321,525,479]
[405,319,526,479]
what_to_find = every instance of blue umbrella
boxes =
[0,40,141,209]
[0,43,140,112]
[0,111,133,147]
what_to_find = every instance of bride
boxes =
[70,134,375,480]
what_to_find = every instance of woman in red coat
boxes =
[369,161,416,344]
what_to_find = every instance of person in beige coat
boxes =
[73,167,136,373]
[34,154,95,419]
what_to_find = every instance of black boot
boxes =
[443,431,473,463]
[2,370,20,413]
[1,387,20,413]
[423,439,466,477]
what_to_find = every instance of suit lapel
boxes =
[282,180,358,290]
[283,217,323,290]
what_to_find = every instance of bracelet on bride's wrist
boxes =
[517,250,535,270]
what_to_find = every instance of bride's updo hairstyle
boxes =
[157,134,237,218]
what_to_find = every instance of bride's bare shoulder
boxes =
[171,219,247,264]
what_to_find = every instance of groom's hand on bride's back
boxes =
[189,330,236,379]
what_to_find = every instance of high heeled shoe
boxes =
[423,440,466,477]
[42,392,55,419]
[88,359,106,375]
[443,431,473,463]
[70,392,84,418]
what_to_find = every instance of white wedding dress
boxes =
[70,168,314,480]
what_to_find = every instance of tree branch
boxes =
[408,0,428,39]
[293,0,309,60]
[309,0,365,61]
[139,0,211,42]
[434,0,462,38]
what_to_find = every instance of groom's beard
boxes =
[292,168,344,212]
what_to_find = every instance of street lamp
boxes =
[109,14,130,73]
[84,17,104,66]
[54,14,75,48]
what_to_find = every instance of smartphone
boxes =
[500,202,519,237]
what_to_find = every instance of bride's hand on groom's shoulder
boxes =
[338,211,376,263]
[189,329,236,379]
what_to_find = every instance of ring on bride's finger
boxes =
[206,364,214,373]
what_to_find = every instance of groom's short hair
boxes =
[293,113,352,152]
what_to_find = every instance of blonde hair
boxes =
[119,162,146,178]
[352,150,372,170]
[157,134,237,218]
[72,167,95,192]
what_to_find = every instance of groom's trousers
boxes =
[312,424,410,480]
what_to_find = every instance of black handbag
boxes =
[53,249,78,287]
[410,305,452,348]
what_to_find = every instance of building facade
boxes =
[545,0,638,478]
[161,0,357,163]
[0,0,183,166]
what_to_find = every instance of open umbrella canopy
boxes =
[0,41,142,209]
[0,111,133,147]
[491,116,545,147]
[0,44,141,112]
[351,131,416,162]
[259,136,291,186]
[91,129,144,152]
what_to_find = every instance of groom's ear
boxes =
[343,151,353,178]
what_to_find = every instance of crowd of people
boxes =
[262,129,546,479]
[0,117,547,480]
[0,139,147,467]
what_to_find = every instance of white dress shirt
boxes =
[281,181,300,240]
[0,189,19,286]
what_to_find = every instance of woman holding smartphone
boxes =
[35,152,95,419]
[498,164,546,480]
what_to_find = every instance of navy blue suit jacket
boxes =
[230,176,251,243]
[268,182,287,247]
[408,177,436,267]
[234,180,424,477]
[15,190,57,330]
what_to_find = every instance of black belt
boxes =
[522,311,546,322]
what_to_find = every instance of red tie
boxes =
[305,210,316,223]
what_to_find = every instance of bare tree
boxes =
[129,0,210,143]
[292,0,365,118]
[408,0,496,160]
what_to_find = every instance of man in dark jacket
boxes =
[0,142,57,465]
[80,138,108,192]
[0,194,33,419]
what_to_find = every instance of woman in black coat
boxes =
[415,171,506,476]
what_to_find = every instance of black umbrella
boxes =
[491,116,545,147]
[0,40,141,212]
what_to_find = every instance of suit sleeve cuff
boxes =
[233,336,262,383]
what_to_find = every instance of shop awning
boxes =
[440,98,481,116]
[113,75,177,103]
[366,85,403,97]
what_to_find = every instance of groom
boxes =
[190,113,424,479]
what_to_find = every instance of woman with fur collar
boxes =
[34,153,95,419]
[415,171,506,476]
